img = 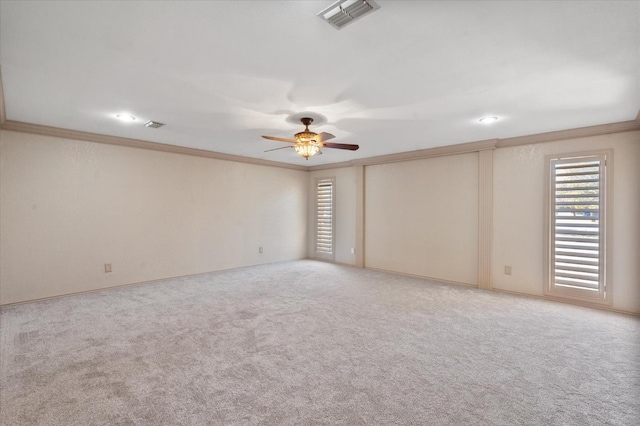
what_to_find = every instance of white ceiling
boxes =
[1,1,638,166]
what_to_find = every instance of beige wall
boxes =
[3,127,638,314]
[0,130,308,304]
[365,153,480,285]
[322,132,638,314]
[493,131,640,313]
[307,167,358,265]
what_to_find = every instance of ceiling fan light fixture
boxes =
[261,116,358,160]
[294,142,321,160]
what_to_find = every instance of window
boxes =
[544,151,612,305]
[315,178,335,260]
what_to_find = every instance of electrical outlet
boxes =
[104,263,112,273]
[504,265,512,275]
[350,248,355,254]
[259,247,263,254]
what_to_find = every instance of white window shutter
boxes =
[316,178,335,260]
[546,151,611,305]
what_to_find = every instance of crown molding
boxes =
[307,139,498,171]
[0,120,307,171]
[3,116,636,173]
[308,116,640,171]
[307,160,356,172]
[496,118,640,148]
[354,138,498,166]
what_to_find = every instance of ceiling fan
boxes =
[262,117,359,160]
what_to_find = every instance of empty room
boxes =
[1,1,639,425]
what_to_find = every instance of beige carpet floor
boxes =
[1,260,638,425]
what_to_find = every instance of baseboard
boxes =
[363,266,478,288]
[491,287,640,317]
[0,258,305,307]
[308,256,361,269]
[4,260,637,317]
[360,266,639,316]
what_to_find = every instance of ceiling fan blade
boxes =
[262,135,297,144]
[323,142,359,151]
[264,146,292,153]
[317,132,335,142]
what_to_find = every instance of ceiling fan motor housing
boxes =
[295,130,318,143]
[296,118,320,143]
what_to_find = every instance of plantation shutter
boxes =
[550,155,606,298]
[316,178,335,259]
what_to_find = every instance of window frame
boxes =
[543,149,613,306]
[315,177,336,261]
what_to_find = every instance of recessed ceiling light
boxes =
[115,113,136,122]
[479,116,499,124]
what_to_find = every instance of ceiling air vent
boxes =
[317,0,380,30]
[143,120,165,128]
